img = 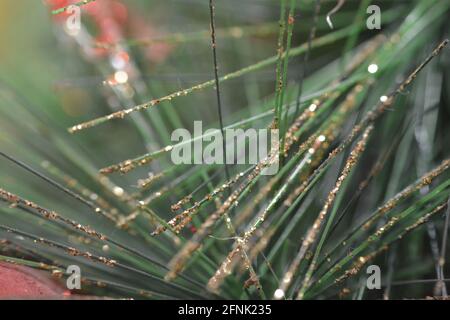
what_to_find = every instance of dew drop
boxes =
[114,71,129,84]
[274,289,285,300]
[113,186,124,197]
[368,64,379,74]
[379,95,388,102]
[308,104,317,112]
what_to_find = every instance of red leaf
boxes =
[0,262,68,299]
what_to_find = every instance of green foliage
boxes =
[0,0,449,300]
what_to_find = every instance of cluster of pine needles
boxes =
[0,0,450,299]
